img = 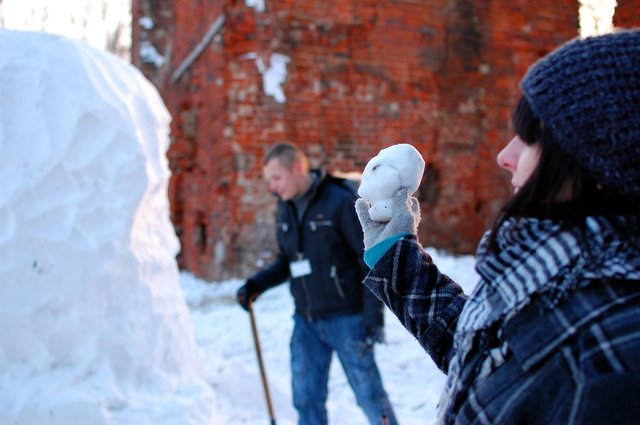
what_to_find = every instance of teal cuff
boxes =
[364,233,412,268]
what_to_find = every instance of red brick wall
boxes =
[132,0,578,281]
[615,0,640,28]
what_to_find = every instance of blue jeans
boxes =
[290,313,398,425]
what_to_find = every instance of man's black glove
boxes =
[236,279,261,311]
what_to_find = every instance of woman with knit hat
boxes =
[355,29,640,424]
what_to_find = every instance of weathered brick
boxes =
[614,0,640,28]
[132,0,596,281]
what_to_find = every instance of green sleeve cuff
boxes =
[364,233,412,268]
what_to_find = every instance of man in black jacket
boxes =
[237,143,398,425]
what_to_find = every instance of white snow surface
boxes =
[240,51,290,103]
[245,0,266,13]
[184,246,478,425]
[139,40,166,68]
[0,28,482,425]
[256,53,290,103]
[0,29,214,424]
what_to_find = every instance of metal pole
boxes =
[248,297,277,425]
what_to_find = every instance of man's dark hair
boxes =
[264,142,309,171]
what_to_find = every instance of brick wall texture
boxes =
[615,0,640,28]
[131,0,635,281]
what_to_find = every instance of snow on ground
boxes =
[182,248,479,425]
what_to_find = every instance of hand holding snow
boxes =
[358,144,425,222]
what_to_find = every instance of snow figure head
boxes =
[358,144,425,222]
[0,30,214,424]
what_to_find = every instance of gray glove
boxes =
[355,188,421,250]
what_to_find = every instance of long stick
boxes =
[248,298,277,425]
[171,14,226,85]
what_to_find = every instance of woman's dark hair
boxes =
[488,96,637,249]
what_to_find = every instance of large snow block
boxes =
[0,29,217,424]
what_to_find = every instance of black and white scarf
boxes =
[438,215,640,423]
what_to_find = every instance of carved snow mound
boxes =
[0,29,217,425]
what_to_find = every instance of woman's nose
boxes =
[497,136,520,171]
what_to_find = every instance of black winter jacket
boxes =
[250,170,384,331]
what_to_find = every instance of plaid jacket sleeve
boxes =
[363,235,468,372]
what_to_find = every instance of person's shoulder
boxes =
[323,171,360,197]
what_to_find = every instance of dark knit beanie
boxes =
[520,29,640,201]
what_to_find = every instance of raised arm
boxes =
[356,190,467,372]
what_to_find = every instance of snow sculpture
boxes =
[0,30,216,424]
[358,144,425,222]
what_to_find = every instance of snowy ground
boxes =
[182,248,479,425]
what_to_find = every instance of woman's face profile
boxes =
[497,136,541,194]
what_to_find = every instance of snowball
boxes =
[358,143,425,222]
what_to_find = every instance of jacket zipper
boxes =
[287,177,321,322]
[298,253,313,321]
[301,276,312,321]
[330,265,345,299]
